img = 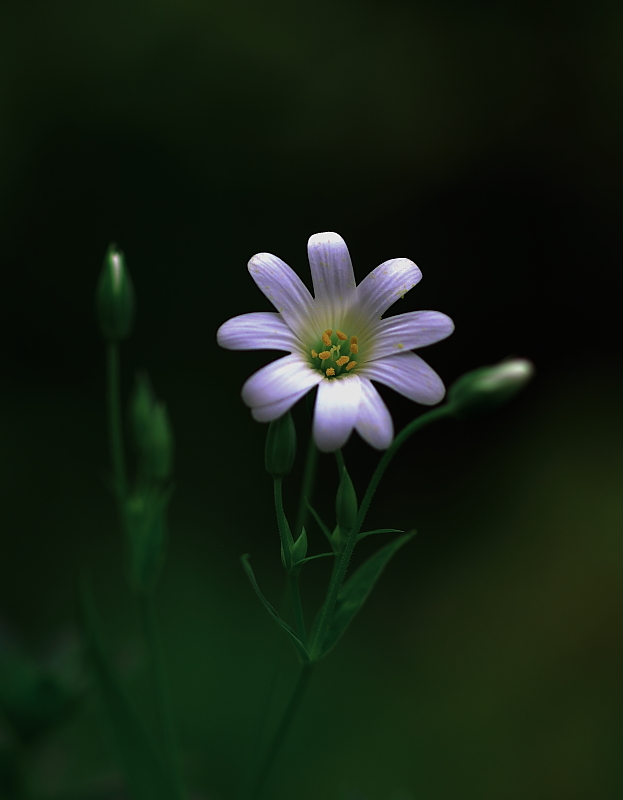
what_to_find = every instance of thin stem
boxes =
[289,574,307,647]
[139,592,185,800]
[249,664,314,800]
[274,478,307,645]
[356,405,451,532]
[106,342,127,503]
[293,435,319,538]
[311,405,452,660]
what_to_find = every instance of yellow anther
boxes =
[325,367,335,377]
[319,351,332,360]
[336,330,347,341]
[346,361,357,371]
[321,333,332,346]
[311,349,318,358]
[336,355,349,367]
[350,336,358,345]
[350,343,359,354]
[324,329,333,336]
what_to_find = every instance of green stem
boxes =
[356,405,452,532]
[311,405,452,660]
[249,664,314,800]
[139,592,185,800]
[106,342,127,503]
[274,478,307,645]
[293,435,318,538]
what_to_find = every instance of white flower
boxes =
[217,232,454,452]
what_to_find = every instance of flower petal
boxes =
[242,354,322,408]
[217,312,301,352]
[355,258,422,321]
[355,379,394,450]
[251,386,312,422]
[248,253,315,335]
[360,352,446,405]
[307,232,357,323]
[313,375,362,452]
[368,311,455,360]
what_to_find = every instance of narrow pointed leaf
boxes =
[80,578,180,800]
[306,501,335,550]
[294,552,335,567]
[320,531,416,657]
[356,527,404,542]
[241,555,310,663]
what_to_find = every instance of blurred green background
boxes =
[1,1,623,798]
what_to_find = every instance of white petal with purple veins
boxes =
[355,379,394,450]
[313,375,362,452]
[251,386,313,422]
[307,232,357,322]
[248,253,315,335]
[217,312,301,352]
[242,355,323,408]
[368,311,455,360]
[361,351,445,405]
[355,258,422,321]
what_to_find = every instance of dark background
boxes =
[1,1,622,798]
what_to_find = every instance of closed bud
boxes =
[335,467,358,535]
[264,412,297,478]
[291,528,308,564]
[96,245,135,341]
[448,358,534,420]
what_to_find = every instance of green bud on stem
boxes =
[448,358,534,420]
[265,412,297,479]
[335,466,358,535]
[96,245,135,341]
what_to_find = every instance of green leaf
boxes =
[80,577,181,800]
[294,552,334,567]
[240,556,310,663]
[356,527,404,542]
[320,531,416,657]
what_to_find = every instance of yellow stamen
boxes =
[319,351,331,360]
[311,349,318,358]
[325,367,335,377]
[324,329,333,336]
[336,355,349,367]
[346,361,357,371]
[350,336,358,345]
[350,343,359,354]
[336,330,347,340]
[321,333,332,346]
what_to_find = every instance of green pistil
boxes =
[309,329,359,378]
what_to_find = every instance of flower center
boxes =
[308,329,359,379]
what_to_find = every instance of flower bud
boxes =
[448,358,534,420]
[291,528,308,564]
[335,467,358,535]
[96,245,135,341]
[264,412,297,478]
